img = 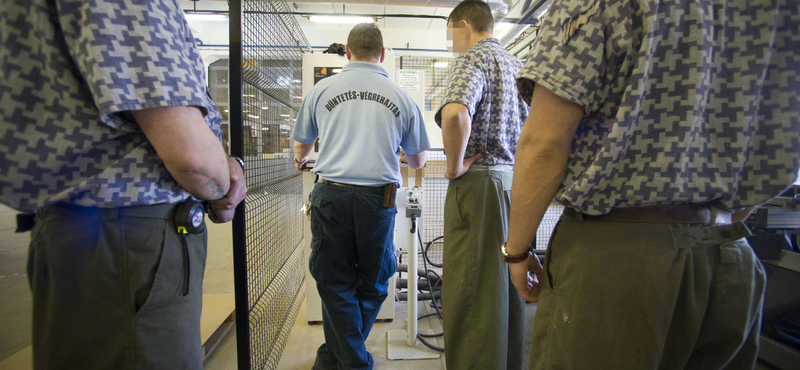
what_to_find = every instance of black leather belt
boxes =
[564,204,732,225]
[320,178,384,194]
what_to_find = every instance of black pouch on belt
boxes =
[383,183,398,208]
[16,213,35,233]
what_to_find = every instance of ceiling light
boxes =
[184,13,228,22]
[280,114,291,117]
[261,106,269,110]
[494,22,514,39]
[434,62,449,68]
[293,96,303,99]
[308,16,375,24]
[248,115,260,119]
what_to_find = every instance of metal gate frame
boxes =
[229,1,310,368]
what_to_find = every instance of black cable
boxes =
[423,235,443,268]
[415,228,445,352]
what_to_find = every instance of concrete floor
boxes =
[204,293,539,370]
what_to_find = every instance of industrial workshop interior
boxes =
[1,0,798,369]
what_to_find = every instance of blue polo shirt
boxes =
[293,62,430,186]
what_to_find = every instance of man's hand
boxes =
[445,153,482,180]
[294,141,315,172]
[295,158,311,172]
[509,253,544,303]
[207,158,247,223]
[400,151,408,164]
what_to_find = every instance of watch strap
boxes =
[229,156,244,170]
[503,245,533,264]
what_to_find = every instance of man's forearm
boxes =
[505,138,570,255]
[441,103,471,179]
[294,141,314,162]
[133,106,230,201]
[505,86,584,255]
[170,166,230,201]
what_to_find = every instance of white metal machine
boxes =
[387,186,440,360]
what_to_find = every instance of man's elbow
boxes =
[518,135,571,161]
[406,152,426,169]
[441,103,469,129]
[163,153,212,178]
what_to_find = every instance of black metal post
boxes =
[229,1,251,369]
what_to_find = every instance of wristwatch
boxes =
[229,156,244,170]
[502,243,533,264]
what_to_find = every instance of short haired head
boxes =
[347,23,384,61]
[447,0,494,34]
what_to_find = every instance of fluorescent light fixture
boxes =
[293,79,301,83]
[308,16,375,24]
[434,62,449,68]
[332,68,342,74]
[494,22,514,39]
[224,109,229,113]
[184,13,228,22]
[243,94,255,98]
[293,96,303,99]
[261,106,269,110]
[280,114,291,117]
[248,114,260,119]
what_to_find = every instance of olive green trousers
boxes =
[442,168,526,370]
[28,203,207,370]
[531,212,766,370]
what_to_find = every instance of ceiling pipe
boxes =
[498,0,549,47]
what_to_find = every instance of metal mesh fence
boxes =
[230,1,310,369]
[394,56,453,111]
[421,150,564,263]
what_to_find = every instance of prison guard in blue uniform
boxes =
[293,61,430,370]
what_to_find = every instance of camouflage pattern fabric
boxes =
[435,38,529,166]
[517,0,800,214]
[0,0,222,212]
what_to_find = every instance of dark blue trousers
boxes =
[309,182,397,370]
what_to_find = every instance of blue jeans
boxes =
[309,182,397,370]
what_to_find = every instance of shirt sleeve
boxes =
[56,0,215,131]
[516,0,607,115]
[292,91,318,144]
[400,102,431,155]
[434,57,487,126]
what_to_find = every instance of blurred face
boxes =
[447,19,470,56]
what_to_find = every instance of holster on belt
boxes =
[383,183,398,208]
[16,213,35,233]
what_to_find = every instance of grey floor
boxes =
[204,290,539,370]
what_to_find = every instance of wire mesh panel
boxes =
[421,150,447,266]
[230,0,310,368]
[394,56,453,111]
[421,149,564,257]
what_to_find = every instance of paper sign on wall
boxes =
[397,70,421,92]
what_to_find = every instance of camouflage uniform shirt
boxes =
[0,0,222,212]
